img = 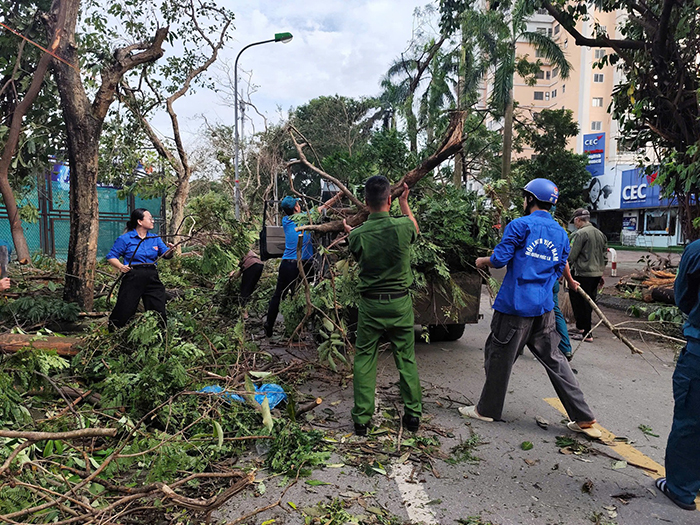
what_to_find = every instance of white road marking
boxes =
[390,461,439,524]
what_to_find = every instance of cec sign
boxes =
[583,132,605,177]
[620,167,674,209]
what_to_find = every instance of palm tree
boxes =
[464,0,571,181]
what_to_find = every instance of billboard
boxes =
[619,167,675,209]
[583,132,605,177]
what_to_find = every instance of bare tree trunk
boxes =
[501,90,514,182]
[169,171,190,244]
[405,93,418,154]
[45,0,167,308]
[0,40,55,264]
[453,33,466,188]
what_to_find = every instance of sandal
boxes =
[458,405,494,422]
[655,477,697,511]
[571,333,593,342]
[567,421,602,439]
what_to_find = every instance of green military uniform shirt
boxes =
[348,211,417,293]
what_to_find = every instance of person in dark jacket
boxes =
[568,208,607,342]
[229,250,264,318]
[106,208,173,329]
[459,179,601,438]
[655,239,700,511]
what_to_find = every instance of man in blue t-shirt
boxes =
[458,178,601,439]
[655,239,700,511]
[263,192,341,337]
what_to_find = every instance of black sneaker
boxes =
[354,422,368,436]
[402,414,420,432]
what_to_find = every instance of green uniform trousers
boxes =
[352,294,422,424]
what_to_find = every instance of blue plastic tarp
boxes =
[199,384,287,409]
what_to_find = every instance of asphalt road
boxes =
[216,282,696,525]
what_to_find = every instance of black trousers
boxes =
[568,275,601,333]
[239,263,264,306]
[109,266,167,329]
[265,259,313,328]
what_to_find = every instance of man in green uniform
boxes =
[343,176,421,436]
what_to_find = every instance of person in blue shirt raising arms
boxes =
[459,178,601,438]
[106,208,174,330]
[263,192,341,337]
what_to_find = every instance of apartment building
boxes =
[482,7,681,247]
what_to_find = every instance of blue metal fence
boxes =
[0,165,164,261]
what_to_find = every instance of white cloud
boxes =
[151,0,430,144]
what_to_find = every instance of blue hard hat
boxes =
[280,196,299,213]
[523,178,559,205]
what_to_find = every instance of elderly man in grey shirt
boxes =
[568,208,607,342]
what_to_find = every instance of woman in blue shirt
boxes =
[263,193,341,337]
[106,208,173,329]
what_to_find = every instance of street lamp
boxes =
[234,32,293,219]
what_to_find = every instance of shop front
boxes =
[586,165,682,248]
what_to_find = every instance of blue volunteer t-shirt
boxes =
[490,210,570,317]
[282,215,313,260]
[675,239,700,352]
[106,230,170,265]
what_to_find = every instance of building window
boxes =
[594,73,605,83]
[564,38,568,48]
[534,91,544,100]
[552,67,559,78]
[546,71,551,80]
[535,48,544,58]
[537,27,547,34]
[535,70,545,80]
[562,84,566,93]
[551,89,557,98]
[592,97,603,107]
[554,24,560,34]
[536,8,548,15]
[591,121,602,131]
[646,211,669,233]
[545,92,550,101]
[594,49,606,59]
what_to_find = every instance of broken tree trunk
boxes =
[0,334,82,356]
[296,111,467,233]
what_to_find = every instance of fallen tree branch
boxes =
[296,397,323,416]
[297,111,466,233]
[575,287,643,355]
[288,125,365,209]
[0,428,117,440]
[614,327,686,344]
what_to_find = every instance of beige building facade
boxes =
[480,8,681,247]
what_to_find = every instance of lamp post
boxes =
[234,32,293,220]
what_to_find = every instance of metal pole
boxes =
[233,38,276,220]
[274,171,279,225]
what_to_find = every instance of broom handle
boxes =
[575,286,644,355]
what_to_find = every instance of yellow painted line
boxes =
[543,397,700,509]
